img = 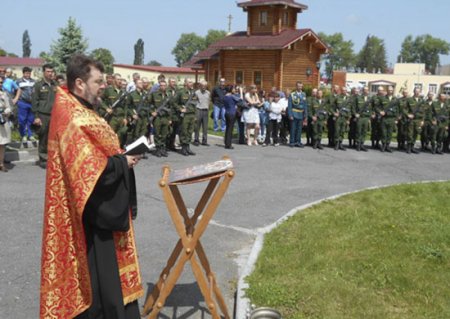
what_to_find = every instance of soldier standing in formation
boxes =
[405,87,425,154]
[100,73,129,147]
[433,93,450,154]
[378,86,399,152]
[175,78,198,156]
[31,64,56,168]
[126,78,144,142]
[149,80,171,157]
[397,89,409,150]
[167,77,180,151]
[352,86,372,151]
[309,89,327,149]
[306,88,317,146]
[422,92,436,152]
[287,81,307,148]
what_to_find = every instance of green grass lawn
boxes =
[245,182,450,319]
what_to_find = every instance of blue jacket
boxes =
[288,91,308,120]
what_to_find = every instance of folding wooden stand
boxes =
[142,157,234,319]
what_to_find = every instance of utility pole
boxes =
[227,14,233,34]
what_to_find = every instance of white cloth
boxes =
[268,101,283,122]
[242,106,260,124]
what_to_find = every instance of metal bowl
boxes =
[249,307,282,319]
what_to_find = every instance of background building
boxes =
[334,63,450,96]
[0,57,44,78]
[185,0,328,92]
[113,64,204,86]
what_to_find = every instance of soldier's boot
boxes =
[334,142,339,150]
[161,146,168,157]
[375,140,380,149]
[180,145,189,156]
[356,142,361,151]
[155,146,162,158]
[406,144,411,154]
[380,143,386,152]
[312,140,317,149]
[371,140,375,149]
[431,143,436,154]
[361,143,368,152]
[386,144,392,153]
[187,145,196,156]
[437,144,443,155]
[339,142,346,151]
[411,144,419,154]
[317,141,323,150]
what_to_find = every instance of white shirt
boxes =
[269,101,283,122]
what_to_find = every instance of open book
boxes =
[125,135,152,155]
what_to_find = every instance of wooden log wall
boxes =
[281,39,322,90]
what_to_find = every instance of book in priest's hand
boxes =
[124,136,151,155]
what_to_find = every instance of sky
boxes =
[1,0,449,67]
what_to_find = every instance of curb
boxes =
[235,180,448,319]
[5,141,39,165]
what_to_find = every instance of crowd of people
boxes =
[1,63,450,172]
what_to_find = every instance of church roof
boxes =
[183,28,328,69]
[237,0,308,11]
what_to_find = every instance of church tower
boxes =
[238,0,308,36]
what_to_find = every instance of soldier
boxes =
[167,77,180,151]
[306,88,317,146]
[371,86,384,149]
[378,86,399,152]
[405,87,424,154]
[326,85,340,147]
[31,63,56,168]
[330,86,351,150]
[101,73,129,147]
[175,78,198,156]
[287,81,308,147]
[353,86,372,151]
[397,89,409,150]
[422,92,435,152]
[348,87,358,148]
[126,78,145,142]
[432,93,450,154]
[310,89,327,149]
[149,80,172,157]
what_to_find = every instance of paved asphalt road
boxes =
[1,136,449,319]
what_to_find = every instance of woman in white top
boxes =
[243,84,263,145]
[0,84,13,172]
[263,93,283,146]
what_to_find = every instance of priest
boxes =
[39,54,144,319]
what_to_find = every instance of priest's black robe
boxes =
[75,154,140,319]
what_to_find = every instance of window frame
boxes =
[235,70,244,85]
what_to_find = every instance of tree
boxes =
[42,17,88,73]
[90,48,115,74]
[398,34,450,74]
[22,30,31,58]
[172,33,206,67]
[146,60,162,66]
[318,32,355,80]
[0,48,18,57]
[134,39,144,65]
[356,35,387,73]
[204,29,227,47]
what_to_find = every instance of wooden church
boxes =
[185,0,328,92]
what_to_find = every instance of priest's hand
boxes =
[126,155,142,169]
